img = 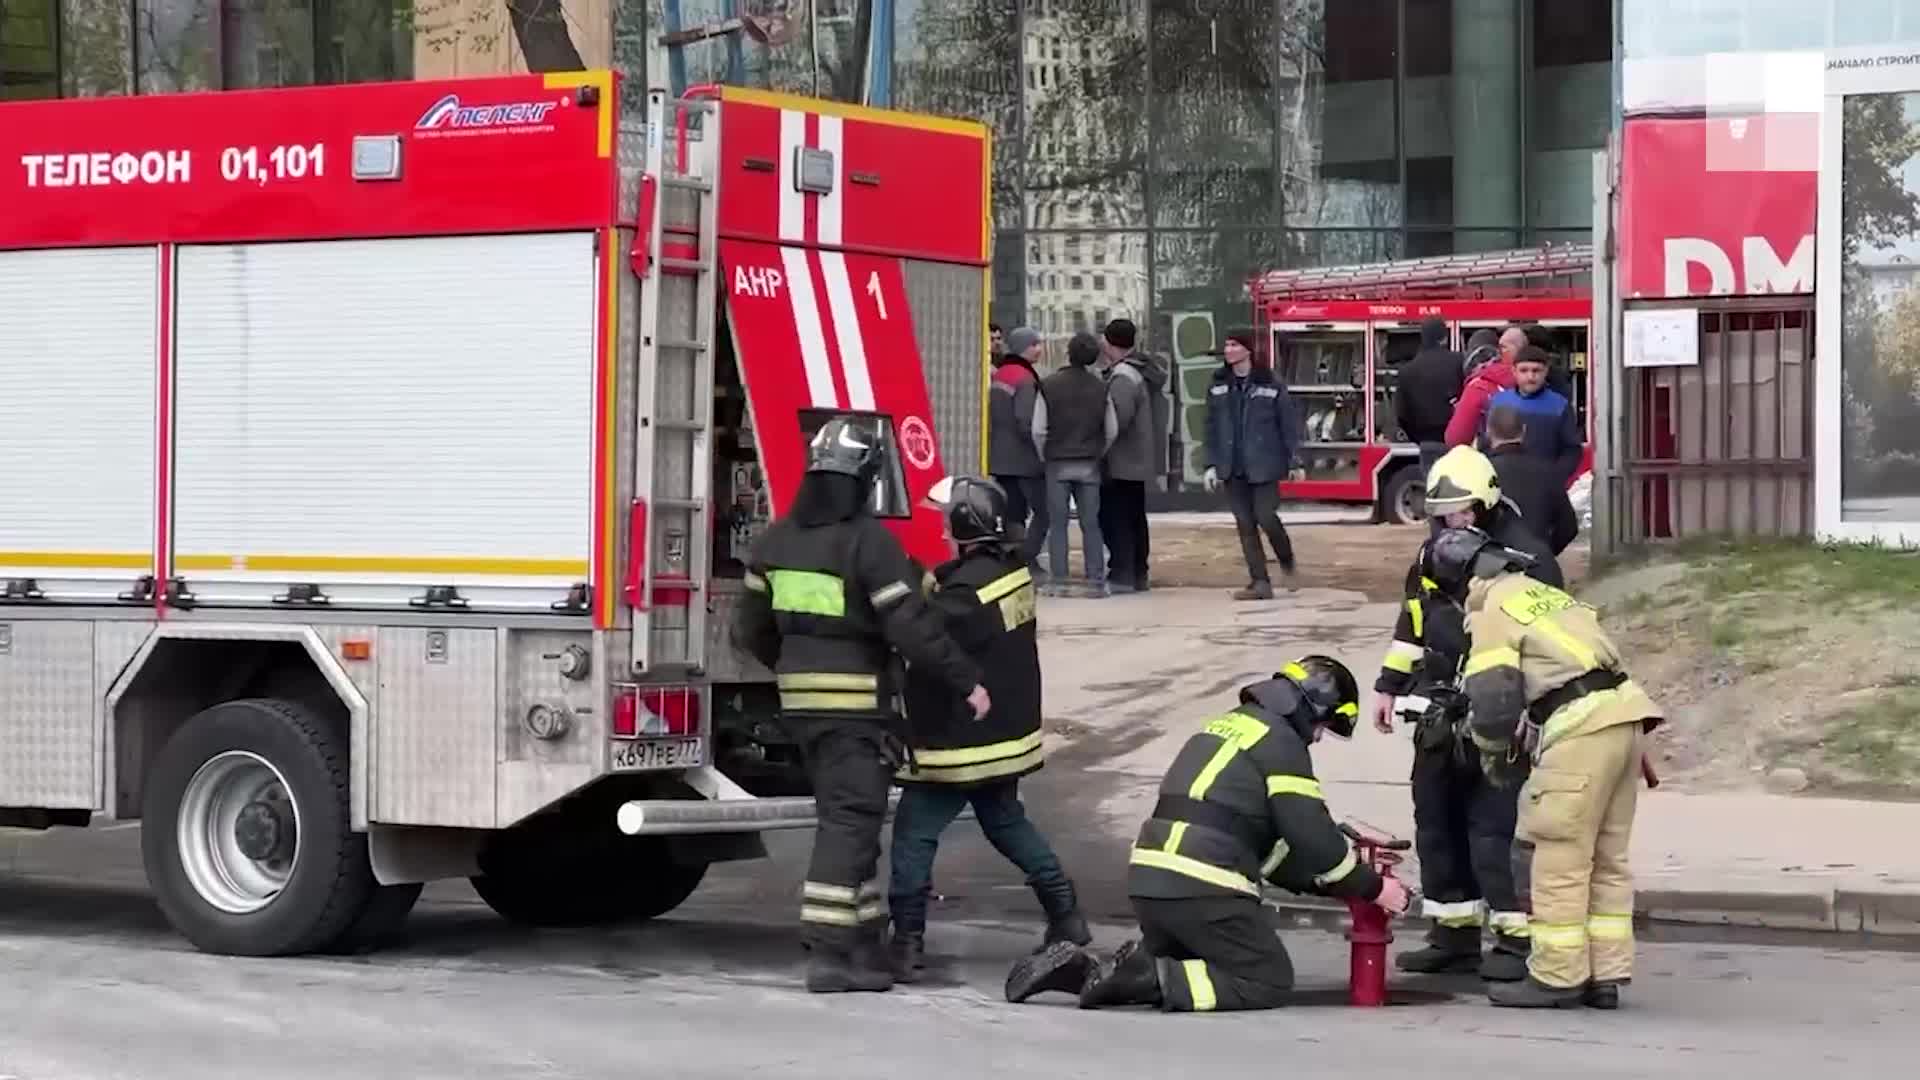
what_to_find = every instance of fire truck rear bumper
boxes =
[615,766,969,836]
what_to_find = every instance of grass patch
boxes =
[1820,689,1920,783]
[1598,535,1920,608]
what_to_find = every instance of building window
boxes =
[2,0,60,100]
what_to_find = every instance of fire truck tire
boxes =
[1380,466,1426,525]
[321,883,424,955]
[470,837,710,928]
[141,697,375,957]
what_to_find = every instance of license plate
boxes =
[610,737,704,771]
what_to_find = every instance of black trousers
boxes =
[1098,478,1149,587]
[1409,735,1529,951]
[1224,477,1294,583]
[994,473,1049,569]
[790,716,896,951]
[1134,895,1294,1012]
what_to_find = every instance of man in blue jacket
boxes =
[1483,345,1584,486]
[1202,332,1299,600]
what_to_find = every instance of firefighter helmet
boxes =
[806,415,883,483]
[942,476,1012,545]
[1424,445,1500,516]
[1280,654,1361,740]
[1428,527,1535,600]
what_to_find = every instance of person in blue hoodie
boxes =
[1482,345,1584,486]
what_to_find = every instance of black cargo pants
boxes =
[1410,729,1530,952]
[789,715,896,952]
[1134,895,1294,1012]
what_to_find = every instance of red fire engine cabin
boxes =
[1249,246,1596,523]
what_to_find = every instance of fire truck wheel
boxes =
[141,697,374,957]
[1380,466,1426,525]
[470,835,710,928]
[321,883,425,955]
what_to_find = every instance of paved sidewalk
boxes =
[1037,586,1920,938]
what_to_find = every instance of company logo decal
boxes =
[899,416,937,471]
[415,93,561,131]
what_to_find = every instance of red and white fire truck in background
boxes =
[1249,246,1596,524]
[0,72,990,954]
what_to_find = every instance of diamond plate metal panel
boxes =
[703,580,772,684]
[0,621,97,808]
[904,260,987,477]
[497,629,600,826]
[372,628,497,828]
[91,620,152,815]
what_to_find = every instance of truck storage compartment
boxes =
[169,231,597,611]
[0,246,158,603]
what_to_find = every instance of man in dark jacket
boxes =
[1202,332,1298,600]
[1033,331,1119,596]
[990,327,1048,570]
[889,477,1088,981]
[1004,656,1413,1011]
[732,417,991,994]
[1485,345,1585,486]
[1485,403,1578,555]
[1395,316,1465,478]
[1097,318,1170,593]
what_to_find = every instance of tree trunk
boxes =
[507,0,585,72]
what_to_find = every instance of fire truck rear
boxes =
[0,73,990,955]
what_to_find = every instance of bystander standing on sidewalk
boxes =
[1201,331,1298,600]
[1484,403,1578,555]
[1486,345,1584,485]
[1032,331,1117,597]
[1096,318,1169,594]
[990,327,1049,573]
[1396,316,1466,478]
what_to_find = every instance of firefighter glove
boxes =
[1203,467,1221,493]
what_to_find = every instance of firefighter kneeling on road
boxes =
[888,476,1090,980]
[1370,528,1558,982]
[732,417,992,994]
[1004,657,1413,1011]
[1429,527,1666,1010]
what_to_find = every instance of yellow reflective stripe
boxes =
[1534,617,1600,671]
[1260,839,1291,877]
[1266,775,1324,800]
[1336,702,1358,718]
[912,730,1043,767]
[1531,922,1587,948]
[1406,598,1424,639]
[1182,959,1218,1012]
[1463,645,1520,677]
[1313,846,1359,886]
[1541,683,1639,747]
[1488,910,1531,933]
[777,672,879,691]
[1128,847,1261,896]
[802,881,857,903]
[1164,822,1189,855]
[997,585,1037,629]
[779,691,879,710]
[901,742,1046,784]
[1382,653,1415,675]
[1281,662,1309,683]
[800,904,859,926]
[1188,742,1243,800]
[743,570,768,592]
[975,567,1033,603]
[1587,913,1633,940]
[1420,576,1438,591]
[870,580,913,608]
[1422,898,1486,926]
[1188,712,1270,799]
[768,569,845,616]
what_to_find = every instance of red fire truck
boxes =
[0,72,990,955]
[1249,247,1595,524]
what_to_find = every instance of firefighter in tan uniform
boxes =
[1428,528,1665,1010]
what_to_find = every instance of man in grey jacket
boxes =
[990,327,1048,570]
[1097,319,1170,593]
[1033,331,1119,597]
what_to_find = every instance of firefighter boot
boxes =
[1078,940,1164,1009]
[1479,933,1530,982]
[1005,940,1096,1003]
[1486,975,1586,1009]
[1034,878,1093,951]
[806,928,895,994]
[1394,924,1482,975]
[1584,980,1624,1010]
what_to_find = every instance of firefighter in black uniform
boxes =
[1004,657,1413,1011]
[887,477,1089,981]
[732,417,991,994]
[1369,445,1564,981]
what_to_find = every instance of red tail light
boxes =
[610,685,701,739]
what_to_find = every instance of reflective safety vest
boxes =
[1125,682,1383,906]
[731,513,981,719]
[899,546,1044,786]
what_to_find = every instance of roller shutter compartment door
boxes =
[171,232,597,610]
[0,246,157,600]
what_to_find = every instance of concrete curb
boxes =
[1263,887,1920,938]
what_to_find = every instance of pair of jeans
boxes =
[1044,463,1104,585]
[1098,478,1149,587]
[1224,476,1293,583]
[994,473,1049,570]
[887,779,1070,936]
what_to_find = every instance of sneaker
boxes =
[1232,582,1275,601]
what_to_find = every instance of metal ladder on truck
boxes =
[631,88,723,676]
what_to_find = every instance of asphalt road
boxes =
[5,826,1920,1079]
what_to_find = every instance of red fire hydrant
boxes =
[1339,822,1412,1007]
